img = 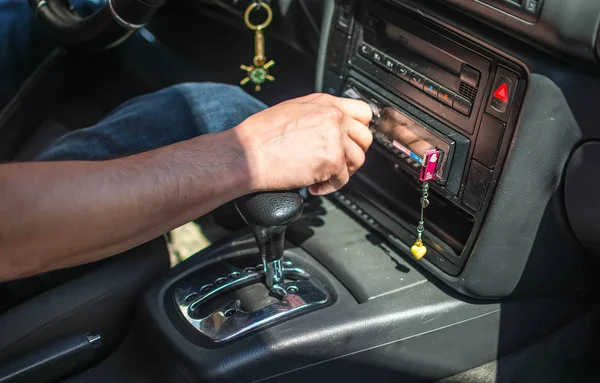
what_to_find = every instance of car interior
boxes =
[1,0,600,382]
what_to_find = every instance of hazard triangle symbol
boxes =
[494,83,509,102]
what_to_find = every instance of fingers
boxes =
[309,135,364,196]
[325,97,373,126]
[329,160,350,191]
[309,175,346,196]
[268,93,374,196]
[309,115,369,196]
[308,182,329,196]
[344,135,366,174]
[308,182,334,196]
[308,175,347,195]
[289,93,373,126]
[341,115,373,152]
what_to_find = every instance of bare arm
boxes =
[0,94,372,281]
[0,129,252,280]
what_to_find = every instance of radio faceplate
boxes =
[342,81,460,186]
[353,13,493,135]
[343,78,469,196]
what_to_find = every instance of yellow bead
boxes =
[411,239,427,260]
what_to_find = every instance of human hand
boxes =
[235,93,373,195]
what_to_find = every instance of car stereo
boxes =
[324,1,527,275]
[342,82,460,185]
[352,11,496,135]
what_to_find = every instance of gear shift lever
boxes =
[235,191,304,292]
[175,191,329,343]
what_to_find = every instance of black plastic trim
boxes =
[426,0,600,62]
[138,201,592,382]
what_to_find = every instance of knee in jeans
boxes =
[160,82,267,134]
[169,82,266,120]
[169,82,257,105]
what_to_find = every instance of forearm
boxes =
[0,128,252,281]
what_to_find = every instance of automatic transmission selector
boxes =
[173,191,329,343]
[235,191,304,293]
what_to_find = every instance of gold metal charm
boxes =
[411,239,427,260]
[411,182,429,261]
[240,2,275,91]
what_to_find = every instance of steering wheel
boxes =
[28,0,166,50]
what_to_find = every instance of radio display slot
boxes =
[377,107,450,181]
[342,81,457,184]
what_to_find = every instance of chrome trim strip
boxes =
[177,263,311,314]
[187,271,261,312]
[283,267,310,279]
[108,0,146,30]
[173,260,330,343]
[182,280,328,343]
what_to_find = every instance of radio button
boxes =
[383,56,398,72]
[460,64,481,88]
[371,49,386,66]
[396,64,412,82]
[524,0,539,13]
[396,149,407,159]
[486,67,519,122]
[437,87,455,107]
[490,78,511,113]
[424,79,440,98]
[358,43,372,58]
[409,72,426,90]
[453,96,473,116]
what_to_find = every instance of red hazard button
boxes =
[489,74,514,115]
[493,83,509,102]
[487,68,519,122]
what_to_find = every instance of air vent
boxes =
[459,81,478,102]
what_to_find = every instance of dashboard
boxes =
[318,0,600,299]
[437,0,600,61]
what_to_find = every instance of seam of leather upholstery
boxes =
[0,277,133,358]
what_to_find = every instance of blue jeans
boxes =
[0,82,266,312]
[35,82,266,160]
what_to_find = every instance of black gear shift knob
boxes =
[235,191,304,228]
[235,191,304,290]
